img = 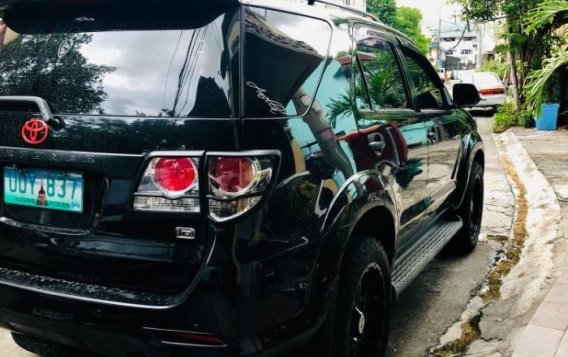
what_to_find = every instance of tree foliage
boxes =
[0,33,114,114]
[366,0,397,27]
[524,0,568,116]
[454,0,561,117]
[0,33,113,113]
[393,6,429,54]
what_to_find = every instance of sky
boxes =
[396,0,463,30]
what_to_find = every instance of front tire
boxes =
[334,237,391,357]
[449,161,484,254]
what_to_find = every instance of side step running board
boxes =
[392,217,463,296]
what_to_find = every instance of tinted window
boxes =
[401,47,447,110]
[244,7,331,118]
[0,7,240,117]
[355,30,408,110]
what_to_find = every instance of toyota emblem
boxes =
[22,118,49,145]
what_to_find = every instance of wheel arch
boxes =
[350,205,397,265]
[454,131,485,209]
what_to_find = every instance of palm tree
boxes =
[524,0,568,115]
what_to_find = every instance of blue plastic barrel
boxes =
[536,103,559,131]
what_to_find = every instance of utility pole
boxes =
[476,22,484,69]
[437,7,442,68]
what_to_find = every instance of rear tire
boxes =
[334,237,391,357]
[448,161,484,255]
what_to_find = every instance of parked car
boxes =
[0,0,484,356]
[461,71,507,111]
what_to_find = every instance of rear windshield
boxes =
[0,6,240,117]
[474,72,501,85]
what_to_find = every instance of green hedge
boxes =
[491,102,535,133]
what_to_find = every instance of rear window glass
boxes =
[244,6,332,118]
[474,72,501,85]
[0,7,240,117]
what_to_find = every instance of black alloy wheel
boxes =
[448,160,484,254]
[335,236,391,357]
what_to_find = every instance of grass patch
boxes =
[492,103,535,133]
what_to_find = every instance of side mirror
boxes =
[453,83,481,108]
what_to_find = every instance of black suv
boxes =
[0,0,484,356]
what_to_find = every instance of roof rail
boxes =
[307,0,381,23]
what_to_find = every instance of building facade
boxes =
[428,20,498,70]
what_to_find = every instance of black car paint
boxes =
[0,1,483,356]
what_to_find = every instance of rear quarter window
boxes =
[243,6,332,118]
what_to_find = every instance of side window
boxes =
[354,28,408,110]
[400,47,447,110]
[244,7,332,118]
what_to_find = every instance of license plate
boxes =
[3,167,84,213]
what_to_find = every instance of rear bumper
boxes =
[478,94,506,107]
[0,283,239,357]
[0,229,329,357]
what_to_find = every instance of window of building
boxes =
[461,49,473,55]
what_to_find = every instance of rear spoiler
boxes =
[1,0,239,31]
[0,0,240,11]
[1,0,380,23]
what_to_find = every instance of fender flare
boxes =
[454,131,484,209]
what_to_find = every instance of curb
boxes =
[505,128,568,357]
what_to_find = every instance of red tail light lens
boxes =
[133,156,200,213]
[480,88,505,95]
[208,153,279,222]
[153,158,197,193]
[210,158,257,196]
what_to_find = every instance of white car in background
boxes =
[458,71,506,111]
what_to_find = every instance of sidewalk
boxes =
[511,128,568,357]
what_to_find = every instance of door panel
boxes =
[423,110,462,213]
[399,45,461,221]
[352,27,428,245]
[357,110,428,242]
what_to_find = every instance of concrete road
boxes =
[0,330,36,357]
[387,114,514,357]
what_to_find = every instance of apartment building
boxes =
[428,20,497,70]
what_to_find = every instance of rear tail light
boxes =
[133,151,279,220]
[207,153,279,222]
[479,88,505,95]
[133,156,201,213]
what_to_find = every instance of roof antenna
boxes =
[308,0,316,5]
